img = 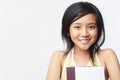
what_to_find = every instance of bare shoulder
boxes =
[49,50,67,66]
[98,48,116,57]
[46,50,66,80]
[98,48,119,63]
[51,50,66,61]
[98,49,120,79]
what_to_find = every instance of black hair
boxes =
[61,1,105,63]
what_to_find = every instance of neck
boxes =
[74,46,90,56]
[73,47,90,66]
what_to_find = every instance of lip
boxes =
[79,39,90,44]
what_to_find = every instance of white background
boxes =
[0,0,120,80]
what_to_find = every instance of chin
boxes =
[81,48,89,51]
[78,46,90,51]
[75,43,93,50]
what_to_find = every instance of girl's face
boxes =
[69,13,98,51]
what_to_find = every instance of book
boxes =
[67,66,105,80]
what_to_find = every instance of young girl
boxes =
[46,1,120,80]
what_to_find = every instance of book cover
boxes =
[67,66,105,80]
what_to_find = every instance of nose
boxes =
[81,28,89,37]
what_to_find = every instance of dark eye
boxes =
[88,25,96,29]
[74,26,81,29]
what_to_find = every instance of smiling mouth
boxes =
[79,39,90,44]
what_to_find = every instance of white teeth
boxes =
[79,39,90,44]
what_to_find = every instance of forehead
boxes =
[72,13,96,24]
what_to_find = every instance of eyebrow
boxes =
[72,22,96,25]
[88,23,97,25]
[72,23,81,25]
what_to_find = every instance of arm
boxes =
[104,49,120,80]
[46,51,64,80]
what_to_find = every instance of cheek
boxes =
[69,30,79,39]
[92,30,98,40]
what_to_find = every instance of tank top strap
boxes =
[87,53,101,66]
[95,53,101,66]
[61,48,75,80]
